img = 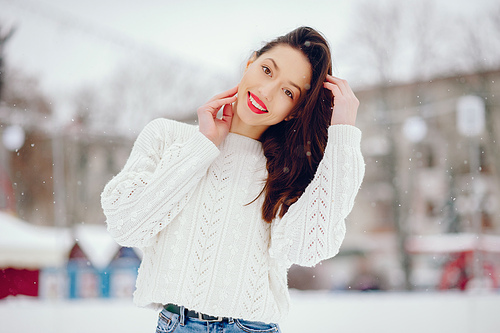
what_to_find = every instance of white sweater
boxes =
[101,118,365,323]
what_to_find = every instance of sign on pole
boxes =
[457,95,485,137]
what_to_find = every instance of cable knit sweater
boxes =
[101,118,365,323]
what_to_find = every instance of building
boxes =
[345,68,500,290]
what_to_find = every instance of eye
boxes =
[262,66,272,76]
[283,89,294,99]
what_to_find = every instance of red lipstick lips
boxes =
[247,92,268,114]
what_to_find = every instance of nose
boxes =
[258,81,279,102]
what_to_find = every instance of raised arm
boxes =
[269,76,364,267]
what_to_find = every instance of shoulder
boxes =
[132,118,199,154]
[141,118,198,142]
[146,118,197,134]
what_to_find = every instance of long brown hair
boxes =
[257,26,333,223]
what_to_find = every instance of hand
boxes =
[197,86,238,146]
[323,75,359,126]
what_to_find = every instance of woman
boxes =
[101,26,364,332]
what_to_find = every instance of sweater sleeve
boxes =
[269,125,365,268]
[101,119,220,248]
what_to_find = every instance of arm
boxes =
[269,125,365,267]
[102,83,237,248]
[101,119,220,248]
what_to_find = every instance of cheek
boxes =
[274,96,294,120]
[241,68,259,83]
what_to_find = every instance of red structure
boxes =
[0,268,39,299]
[439,251,498,290]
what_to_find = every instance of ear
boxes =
[245,52,257,71]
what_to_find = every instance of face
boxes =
[233,45,312,138]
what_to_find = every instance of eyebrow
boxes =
[265,57,303,97]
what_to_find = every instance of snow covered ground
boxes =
[1,291,499,333]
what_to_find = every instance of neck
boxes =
[229,102,268,140]
[229,116,265,140]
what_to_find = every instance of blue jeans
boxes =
[155,307,282,333]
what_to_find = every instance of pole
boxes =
[52,128,67,228]
[469,137,483,288]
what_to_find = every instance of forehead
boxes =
[258,45,312,86]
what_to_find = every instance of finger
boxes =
[324,81,357,103]
[203,95,237,115]
[324,81,358,107]
[222,103,233,123]
[325,74,335,82]
[325,75,351,93]
[325,74,346,84]
[323,81,343,96]
[209,85,239,102]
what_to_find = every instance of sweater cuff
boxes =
[328,125,362,147]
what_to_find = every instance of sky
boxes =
[1,0,498,120]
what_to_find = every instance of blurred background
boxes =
[1,0,499,332]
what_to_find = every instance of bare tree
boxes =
[0,23,16,102]
[81,57,232,137]
[1,69,55,225]
[348,0,404,85]
[456,3,500,73]
[346,0,452,85]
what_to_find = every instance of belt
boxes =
[164,303,225,322]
